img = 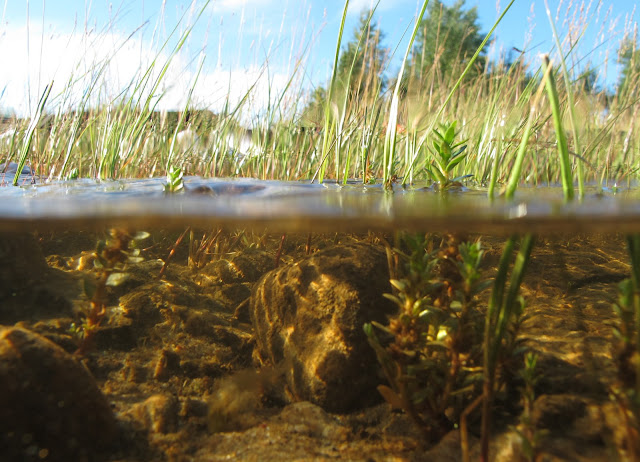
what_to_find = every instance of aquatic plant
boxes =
[365,233,491,442]
[425,121,469,189]
[611,235,640,460]
[511,352,545,462]
[480,233,534,461]
[72,228,149,355]
[163,165,185,194]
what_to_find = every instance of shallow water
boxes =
[0,176,639,234]
[0,178,638,460]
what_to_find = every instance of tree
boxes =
[409,0,485,86]
[300,9,387,126]
[336,10,387,99]
[617,38,640,98]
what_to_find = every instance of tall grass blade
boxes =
[406,0,515,181]
[544,0,585,199]
[542,55,574,201]
[382,0,429,187]
[502,74,549,200]
[318,0,349,183]
[13,81,52,186]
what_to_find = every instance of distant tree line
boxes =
[302,0,636,125]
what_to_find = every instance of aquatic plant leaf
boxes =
[83,276,96,299]
[390,279,407,292]
[377,385,404,409]
[382,293,403,307]
[444,121,457,144]
[446,151,467,171]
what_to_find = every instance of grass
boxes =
[0,0,636,190]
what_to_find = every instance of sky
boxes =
[0,0,638,117]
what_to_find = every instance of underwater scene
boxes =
[1,177,640,461]
[4,0,640,460]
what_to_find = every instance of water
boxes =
[0,177,637,461]
[1,175,640,234]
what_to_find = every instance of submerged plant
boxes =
[425,121,470,190]
[365,233,490,441]
[610,234,640,460]
[481,233,534,462]
[512,352,545,462]
[72,228,149,355]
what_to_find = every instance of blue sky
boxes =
[0,0,637,116]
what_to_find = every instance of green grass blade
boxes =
[503,75,548,200]
[13,82,53,186]
[542,55,574,201]
[318,0,350,183]
[544,0,585,199]
[382,0,429,187]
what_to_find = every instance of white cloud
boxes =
[0,24,295,119]
[208,0,272,13]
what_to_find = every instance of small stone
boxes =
[127,394,179,434]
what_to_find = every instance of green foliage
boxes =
[512,353,545,462]
[481,233,534,461]
[410,0,485,85]
[164,165,185,193]
[73,228,150,355]
[618,39,640,99]
[610,234,640,459]
[425,121,469,188]
[365,234,490,441]
[336,10,387,98]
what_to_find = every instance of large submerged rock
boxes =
[0,327,118,461]
[250,242,396,412]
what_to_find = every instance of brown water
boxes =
[0,178,638,461]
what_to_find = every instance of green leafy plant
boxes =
[164,165,185,193]
[73,228,149,355]
[365,233,491,442]
[425,121,470,189]
[512,352,545,462]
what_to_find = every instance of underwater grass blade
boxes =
[627,235,640,392]
[481,233,535,462]
[382,0,429,188]
[542,55,574,201]
[13,82,52,186]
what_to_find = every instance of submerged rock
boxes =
[250,242,396,412]
[0,161,32,175]
[0,327,118,461]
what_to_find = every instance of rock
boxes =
[0,327,118,461]
[199,248,274,285]
[126,394,179,434]
[250,242,396,412]
[0,161,32,175]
